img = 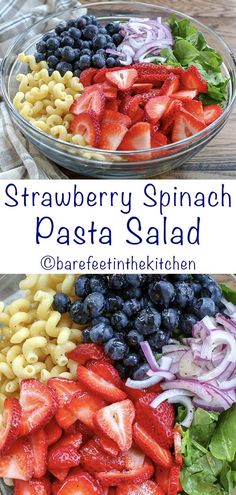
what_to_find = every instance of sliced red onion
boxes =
[192,397,227,412]
[168,396,194,428]
[140,341,160,372]
[217,361,236,382]
[192,316,216,339]
[126,369,173,390]
[216,313,236,335]
[220,375,236,390]
[161,379,213,402]
[178,350,203,378]
[158,356,172,370]
[198,350,232,382]
[162,344,188,354]
[221,297,236,316]
[164,351,186,364]
[150,389,192,409]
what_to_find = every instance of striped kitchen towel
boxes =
[0,0,83,179]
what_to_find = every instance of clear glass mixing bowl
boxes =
[1,1,236,178]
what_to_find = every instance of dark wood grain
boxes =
[65,0,236,179]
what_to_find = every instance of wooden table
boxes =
[65,0,236,179]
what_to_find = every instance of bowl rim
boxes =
[1,0,236,158]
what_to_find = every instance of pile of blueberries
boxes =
[53,274,223,379]
[34,14,123,77]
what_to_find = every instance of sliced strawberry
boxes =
[132,83,153,94]
[117,481,165,495]
[122,94,144,124]
[96,457,154,486]
[171,89,198,100]
[168,465,181,495]
[135,63,169,78]
[71,421,93,445]
[77,365,127,402]
[159,74,180,96]
[165,65,185,76]
[68,391,106,430]
[160,99,183,135]
[70,110,101,147]
[173,426,182,466]
[49,467,69,481]
[96,434,120,457]
[133,423,172,468]
[98,122,127,151]
[118,122,151,161]
[0,438,33,480]
[86,359,124,389]
[101,81,118,99]
[181,65,208,93]
[135,394,174,448]
[122,386,146,402]
[124,446,145,471]
[48,445,80,470]
[183,99,205,123]
[93,66,133,84]
[171,109,206,142]
[30,429,47,478]
[44,418,62,446]
[151,129,168,148]
[102,109,132,128]
[19,379,58,436]
[14,478,51,495]
[203,103,223,125]
[55,406,77,430]
[106,68,138,91]
[54,431,82,450]
[0,397,21,455]
[95,399,135,452]
[145,96,170,124]
[51,471,84,495]
[48,378,83,407]
[80,68,98,87]
[155,466,170,493]
[80,438,125,474]
[140,90,161,106]
[57,472,104,495]
[70,87,105,120]
[67,343,106,364]
[105,99,119,111]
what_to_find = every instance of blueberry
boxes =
[46,37,60,50]
[92,53,106,68]
[171,275,190,282]
[36,41,47,53]
[55,21,67,35]
[83,292,105,318]
[61,46,76,62]
[174,282,194,309]
[75,276,91,298]
[105,34,113,43]
[125,274,147,287]
[90,322,113,343]
[106,42,117,50]
[161,308,180,331]
[193,275,215,286]
[148,329,171,351]
[109,275,128,291]
[81,41,92,49]
[191,281,202,295]
[42,33,53,42]
[66,19,77,29]
[132,363,150,380]
[122,287,142,301]
[34,52,45,63]
[179,313,198,336]
[99,27,107,35]
[77,16,87,29]
[46,50,55,59]
[55,48,62,58]
[149,280,176,308]
[89,276,108,294]
[112,33,123,46]
[83,328,92,342]
[74,49,81,60]
[83,25,99,40]
[105,22,120,35]
[111,311,129,331]
[74,69,82,77]
[61,36,75,47]
[74,61,82,70]
[192,297,216,319]
[80,48,92,56]
[69,300,90,324]
[47,55,59,68]
[92,316,110,325]
[56,61,73,75]
[92,34,107,49]
[48,68,54,76]
[53,293,71,313]
[78,55,91,69]
[104,338,127,360]
[127,330,144,348]
[134,307,161,335]
[96,49,107,57]
[201,282,222,304]
[124,354,140,368]
[67,27,81,39]
[106,57,118,68]
[106,295,123,313]
[123,299,141,318]
[74,39,83,49]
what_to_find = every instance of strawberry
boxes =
[95,399,135,452]
[67,343,106,364]
[102,110,132,128]
[118,122,152,161]
[203,104,223,125]
[151,129,168,148]
[80,438,125,473]
[57,472,104,495]
[145,96,171,124]
[14,478,51,495]
[160,100,183,135]
[117,481,165,495]
[96,457,154,486]
[168,465,181,495]
[68,391,105,430]
[135,64,169,78]
[106,68,138,91]
[173,426,182,466]
[155,466,169,493]
[183,98,205,123]
[0,438,33,480]
[171,109,206,142]
[70,87,105,120]
[19,379,58,436]
[124,446,145,471]
[86,359,124,389]
[77,365,127,402]
[132,83,153,94]
[80,68,98,87]
[122,94,144,124]
[140,89,161,106]
[93,66,133,84]
[55,406,77,430]
[30,429,47,478]
[96,434,120,457]
[122,386,146,402]
[135,394,174,448]
[70,111,101,147]
[133,423,172,468]
[99,122,128,151]
[105,99,119,111]
[101,81,118,100]
[171,89,198,100]
[47,378,83,430]
[54,431,82,450]
[138,74,167,85]
[49,467,69,481]
[48,445,80,470]
[181,65,208,93]
[159,74,180,96]
[44,418,62,446]
[0,397,21,455]
[70,421,93,445]
[51,471,85,495]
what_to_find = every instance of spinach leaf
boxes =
[191,408,219,446]
[180,470,227,495]
[210,405,236,462]
[220,462,236,494]
[159,47,181,66]
[220,283,236,304]
[173,39,199,65]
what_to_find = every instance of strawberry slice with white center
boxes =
[47,444,81,470]
[44,418,62,446]
[102,110,132,128]
[124,446,145,470]
[0,438,33,480]
[19,379,58,436]
[118,122,151,160]
[181,65,208,93]
[145,96,171,124]
[30,429,47,478]
[77,365,127,402]
[183,99,205,123]
[159,74,180,96]
[99,123,128,151]
[48,377,84,407]
[96,457,154,486]
[70,110,101,147]
[117,481,165,495]
[95,399,135,452]
[203,104,223,125]
[67,391,106,430]
[106,68,138,91]
[0,397,21,455]
[171,109,206,142]
[70,87,105,120]
[133,423,172,469]
[14,477,51,495]
[171,89,198,100]
[57,472,104,495]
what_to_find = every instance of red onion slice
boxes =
[150,389,192,409]
[140,341,160,372]
[168,396,194,428]
[161,379,213,402]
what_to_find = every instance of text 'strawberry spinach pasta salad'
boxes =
[12,11,229,160]
[0,274,236,495]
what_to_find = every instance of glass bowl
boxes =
[1,1,236,178]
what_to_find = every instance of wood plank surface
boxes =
[65,0,236,179]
